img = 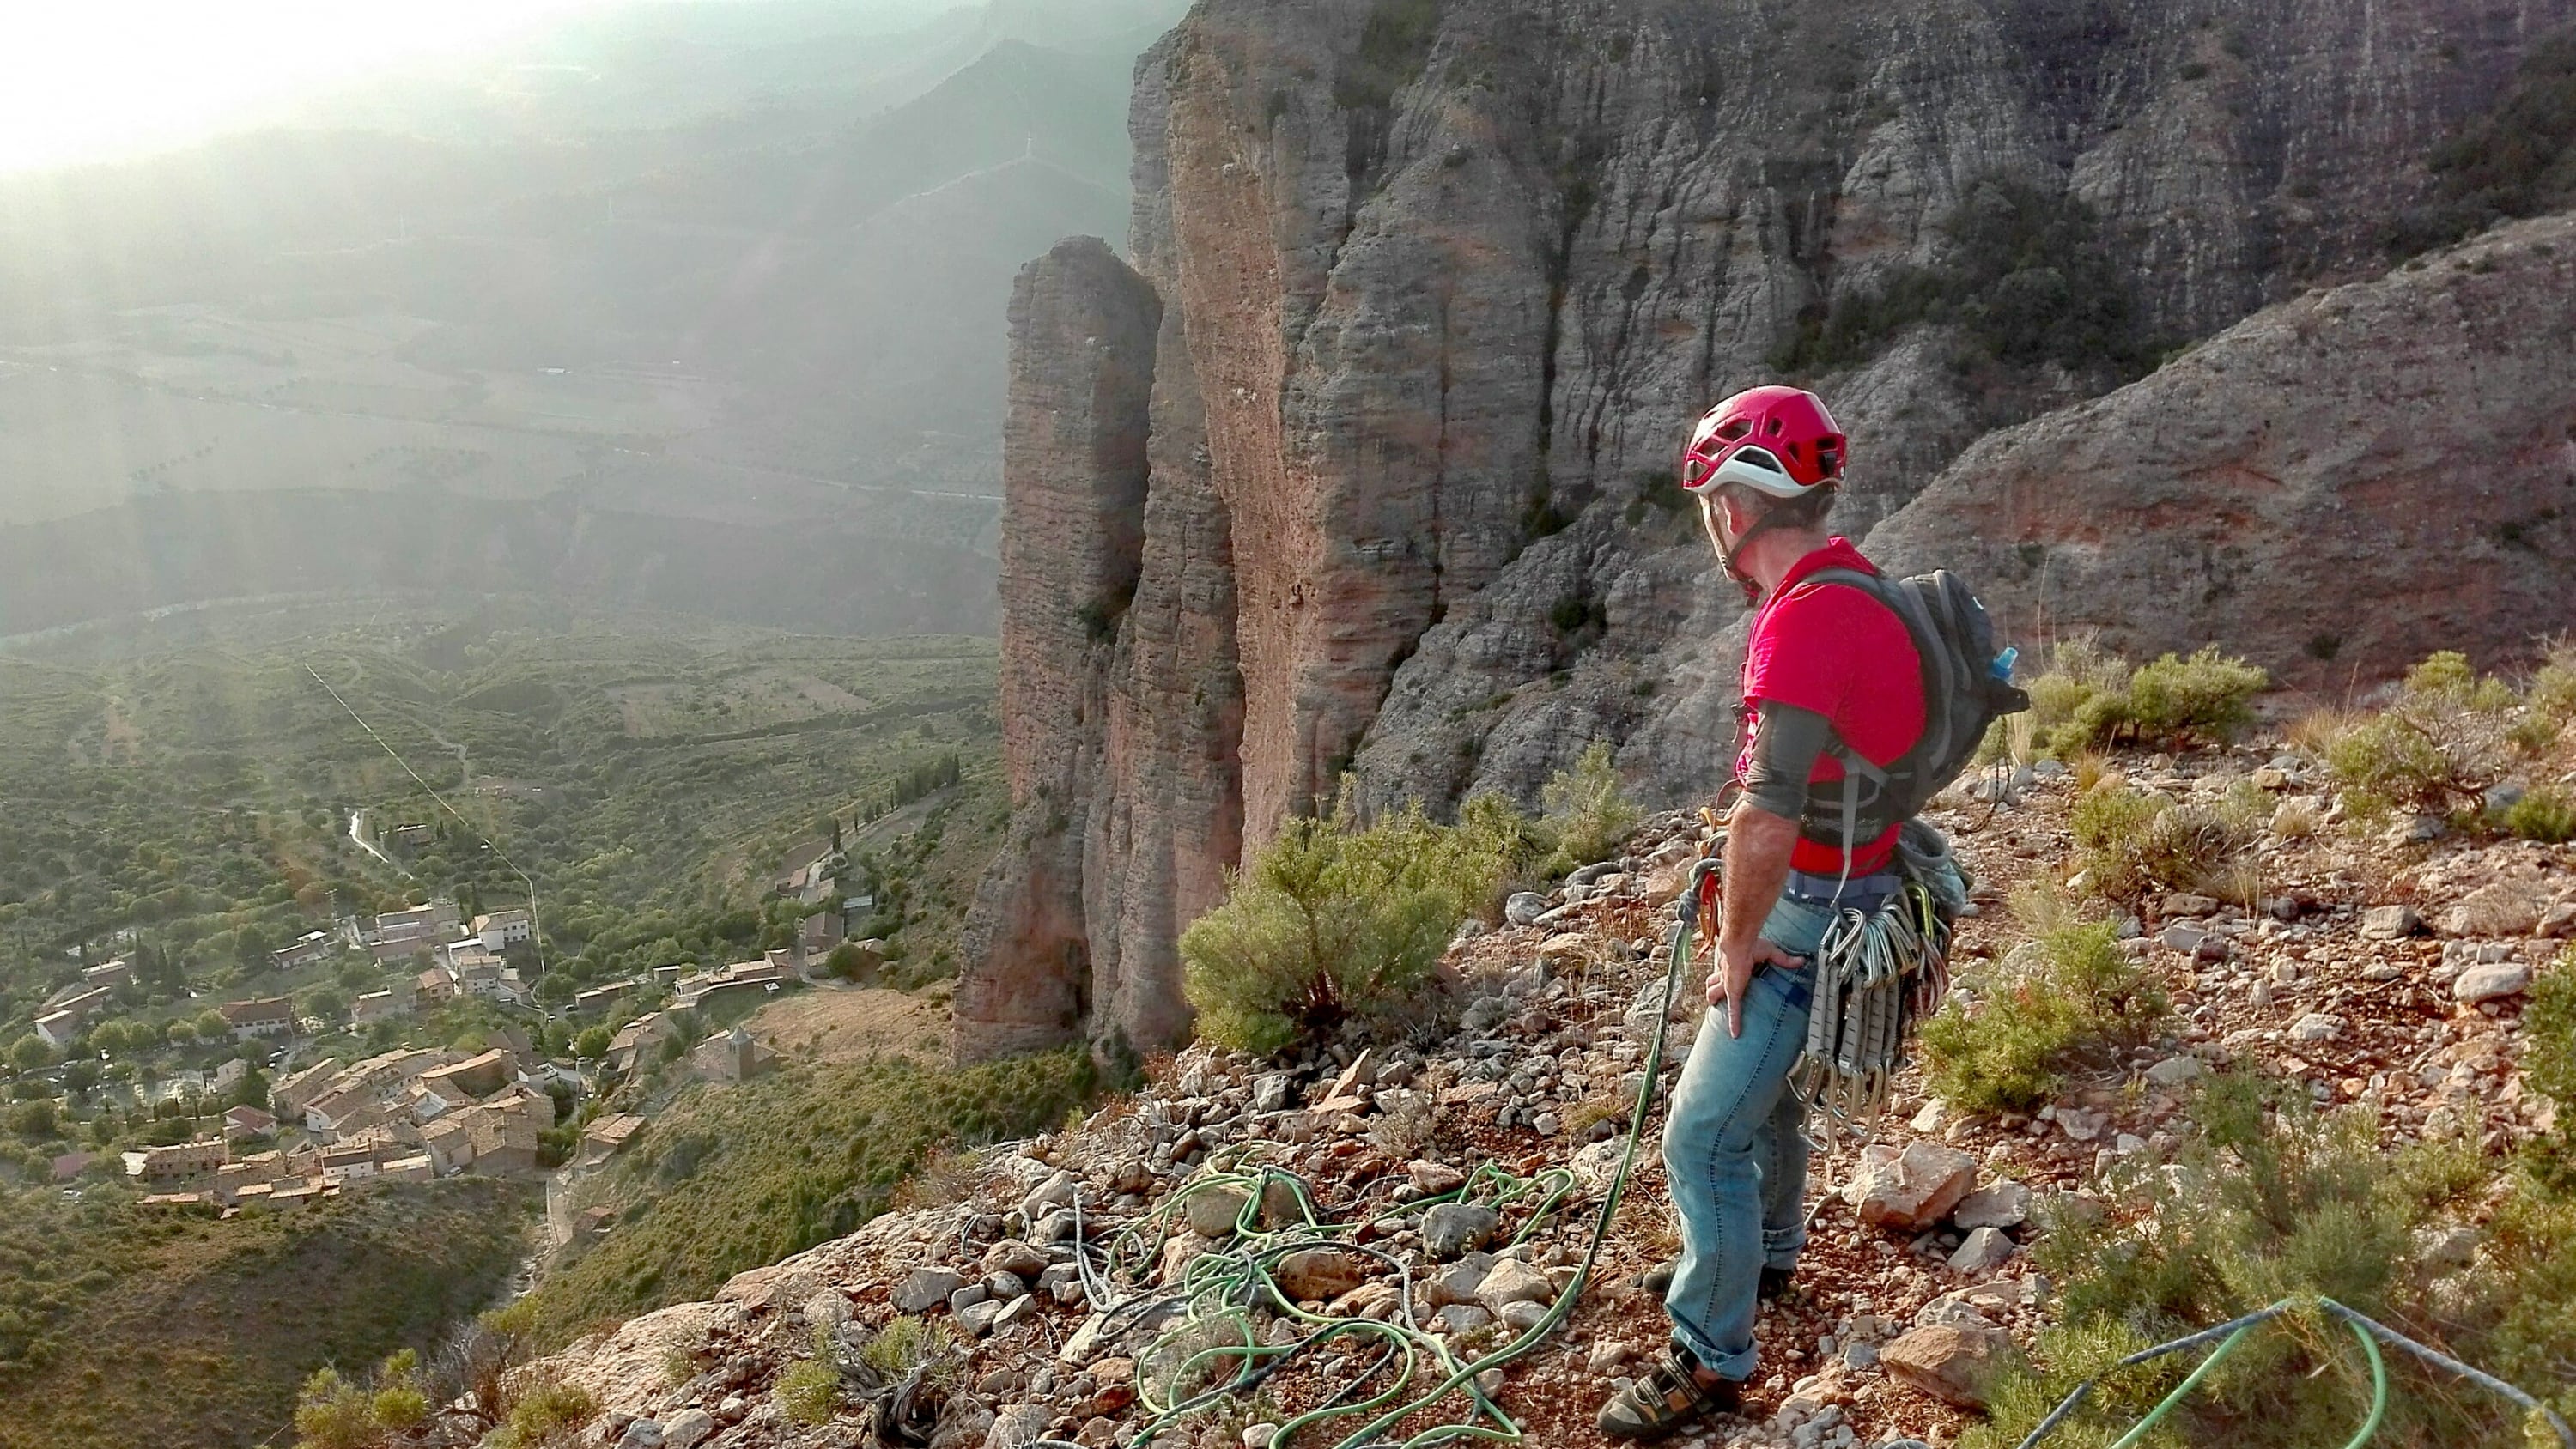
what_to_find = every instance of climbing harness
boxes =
[2013,1295,2576,1449]
[1017,873,1710,1449]
[1784,879,1950,1142]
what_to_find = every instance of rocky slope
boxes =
[955,0,2576,1058]
[507,746,2567,1449]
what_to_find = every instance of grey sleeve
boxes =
[1741,702,1835,819]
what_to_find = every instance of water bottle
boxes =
[1990,646,2019,682]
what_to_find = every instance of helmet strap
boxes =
[1717,509,1783,606]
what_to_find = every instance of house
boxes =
[450,950,509,999]
[471,909,532,952]
[580,1113,645,1166]
[386,823,434,852]
[218,997,296,1042]
[575,1203,618,1239]
[422,1118,475,1175]
[799,912,844,959]
[124,1138,228,1185]
[772,836,835,896]
[375,1155,434,1184]
[416,967,456,1005]
[138,1192,216,1214]
[304,1088,389,1142]
[415,1049,517,1118]
[349,985,416,1027]
[273,1058,344,1119]
[223,1105,278,1142]
[271,930,334,970]
[212,1058,251,1093]
[461,1100,542,1174]
[51,1152,96,1182]
[34,985,115,1046]
[652,963,687,991]
[368,933,436,965]
[367,901,459,945]
[671,960,787,1013]
[693,1024,776,1083]
[606,1013,680,1075]
[572,976,646,1018]
[81,959,134,991]
[34,1010,82,1051]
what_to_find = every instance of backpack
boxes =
[1788,567,2030,875]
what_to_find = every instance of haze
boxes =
[0,0,963,174]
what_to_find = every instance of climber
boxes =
[1597,385,1961,1439]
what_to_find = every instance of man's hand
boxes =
[1709,934,1802,1039]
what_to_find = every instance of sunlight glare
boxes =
[0,0,617,174]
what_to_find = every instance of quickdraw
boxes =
[1784,878,1950,1141]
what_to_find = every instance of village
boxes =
[24,830,881,1217]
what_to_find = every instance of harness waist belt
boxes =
[1784,869,1899,906]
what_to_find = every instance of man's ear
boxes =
[1716,490,1759,541]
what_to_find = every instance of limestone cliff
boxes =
[957,0,2576,1060]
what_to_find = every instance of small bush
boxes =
[2405,649,2478,698]
[1921,919,2167,1113]
[2069,787,2253,904]
[1968,1077,2567,1449]
[488,1379,596,1449]
[775,1359,840,1425]
[1181,793,1521,1053]
[860,1316,963,1388]
[1537,740,1641,875]
[2504,787,2576,843]
[2031,642,2265,755]
[2321,670,2512,819]
[2528,642,2576,723]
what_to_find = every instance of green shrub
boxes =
[489,1379,596,1449]
[2032,643,2266,755]
[1537,740,1641,874]
[2530,644,2576,724]
[2321,667,2514,820]
[2504,787,2576,843]
[2123,647,2269,742]
[775,1359,839,1425]
[1182,795,1518,1053]
[1921,919,2166,1113]
[860,1316,963,1387]
[2406,650,2478,698]
[1967,1077,2566,1449]
[2068,787,2253,905]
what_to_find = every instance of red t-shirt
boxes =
[1734,538,1926,876]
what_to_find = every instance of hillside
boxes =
[495,703,2576,1447]
[0,1178,532,1449]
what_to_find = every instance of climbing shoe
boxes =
[1595,1347,1743,1440]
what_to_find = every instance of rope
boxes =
[2014,1296,2572,1449]
[1008,875,1709,1449]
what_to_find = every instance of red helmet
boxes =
[1679,386,1846,500]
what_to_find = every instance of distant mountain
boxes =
[0,0,1183,637]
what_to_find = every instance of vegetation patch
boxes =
[1773,176,2157,379]
[512,1052,1093,1352]
[1920,911,2168,1113]
[0,1178,531,1449]
[2017,640,2269,758]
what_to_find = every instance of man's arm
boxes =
[1710,802,1802,1038]
[1709,700,1836,1036]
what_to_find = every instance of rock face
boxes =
[958,0,2576,1058]
[1871,214,2576,687]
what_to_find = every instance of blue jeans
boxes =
[1660,873,1903,1381]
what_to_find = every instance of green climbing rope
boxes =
[1043,889,1704,1449]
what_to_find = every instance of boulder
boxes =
[1952,1181,2030,1230]
[2441,880,2555,937]
[2360,905,2421,940]
[1882,1323,2020,1409]
[1505,892,1548,927]
[1407,1161,1467,1197]
[1021,1170,1078,1221]
[1947,1226,2017,1274]
[984,1240,1050,1278]
[2143,1055,2205,1088]
[1473,1258,1555,1313]
[1420,1203,1501,1259]
[662,1408,716,1449]
[2454,959,2533,1003]
[1184,1185,1252,1238]
[1423,1253,1495,1308]
[2288,1013,2344,1042]
[1844,1142,1979,1229]
[1273,1248,1368,1302]
[893,1268,967,1314]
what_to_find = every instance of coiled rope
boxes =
[1019,874,1710,1449]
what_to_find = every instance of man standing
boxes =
[1598,385,1943,1439]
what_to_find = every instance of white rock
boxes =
[2288,1013,2343,1042]
[662,1409,715,1449]
[1952,1181,2030,1230]
[2143,1056,2204,1087]
[2454,959,2533,1003]
[1947,1227,2016,1275]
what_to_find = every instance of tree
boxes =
[7,1099,58,1140]
[192,1009,230,1040]
[5,1035,52,1073]
[572,1025,614,1059]
[234,1066,270,1111]
[61,1059,100,1094]
[165,1020,198,1047]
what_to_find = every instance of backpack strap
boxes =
[1775,567,1902,900]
